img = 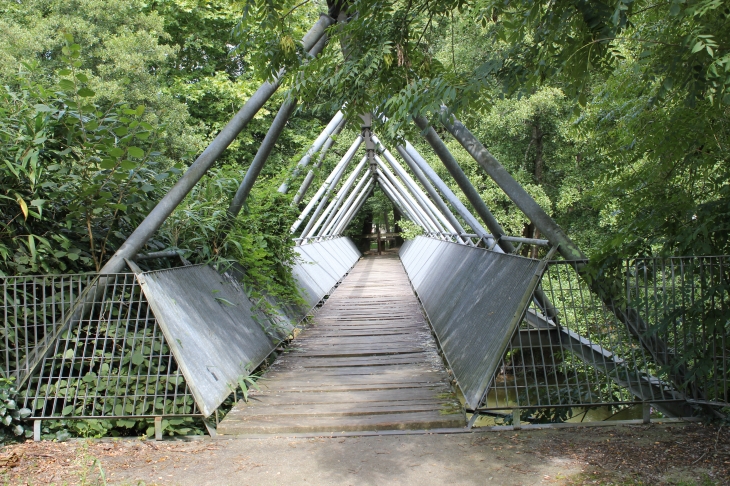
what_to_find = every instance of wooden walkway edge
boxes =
[218,252,465,435]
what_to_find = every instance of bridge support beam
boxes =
[413,116,507,251]
[320,172,369,236]
[227,97,298,219]
[293,117,348,205]
[403,143,491,243]
[395,146,472,245]
[99,14,334,275]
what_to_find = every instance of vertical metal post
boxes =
[643,402,651,424]
[279,110,346,193]
[99,14,334,275]
[33,419,41,441]
[513,409,521,430]
[293,116,348,204]
[154,416,163,441]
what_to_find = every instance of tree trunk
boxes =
[393,206,404,246]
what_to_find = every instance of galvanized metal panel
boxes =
[291,238,360,309]
[400,237,541,409]
[137,265,280,417]
[402,236,438,279]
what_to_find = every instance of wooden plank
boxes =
[217,253,465,435]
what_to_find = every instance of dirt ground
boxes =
[1,423,728,485]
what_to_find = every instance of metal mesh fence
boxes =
[1,274,95,379]
[12,274,198,419]
[626,256,729,404]
[479,257,729,417]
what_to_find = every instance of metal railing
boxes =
[2,273,199,419]
[479,257,729,418]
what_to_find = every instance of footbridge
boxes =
[1,13,727,440]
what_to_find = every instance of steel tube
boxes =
[279,110,346,193]
[289,135,363,233]
[438,110,583,260]
[293,117,348,205]
[395,146,473,246]
[321,172,369,236]
[413,116,507,250]
[372,135,452,234]
[100,14,334,275]
[338,185,374,234]
[227,97,298,217]
[375,159,439,232]
[403,142,491,242]
[332,179,373,234]
[298,150,362,239]
[305,158,367,239]
[376,171,424,229]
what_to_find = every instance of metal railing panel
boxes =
[291,237,361,309]
[1,274,96,379]
[137,265,282,417]
[400,237,542,409]
[21,274,199,419]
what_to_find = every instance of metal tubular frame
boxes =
[300,154,366,240]
[395,145,473,246]
[99,14,334,276]
[376,172,426,230]
[331,179,374,235]
[374,159,439,232]
[320,172,370,236]
[293,116,348,205]
[372,135,454,235]
[303,158,368,240]
[337,185,375,234]
[228,97,298,217]
[403,142,492,244]
[278,110,346,194]
[290,135,363,233]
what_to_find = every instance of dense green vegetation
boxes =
[1,0,728,435]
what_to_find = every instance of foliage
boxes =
[399,220,424,240]
[0,377,32,442]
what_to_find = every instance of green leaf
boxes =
[61,405,74,416]
[120,160,136,170]
[99,159,117,169]
[64,349,75,359]
[135,105,145,116]
[127,146,144,158]
[114,127,128,136]
[34,104,53,112]
[75,73,88,83]
[131,351,144,366]
[77,87,95,97]
[108,147,124,157]
[58,79,75,91]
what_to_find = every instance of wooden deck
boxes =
[218,252,464,435]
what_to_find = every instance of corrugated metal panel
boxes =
[400,236,541,409]
[137,265,281,417]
